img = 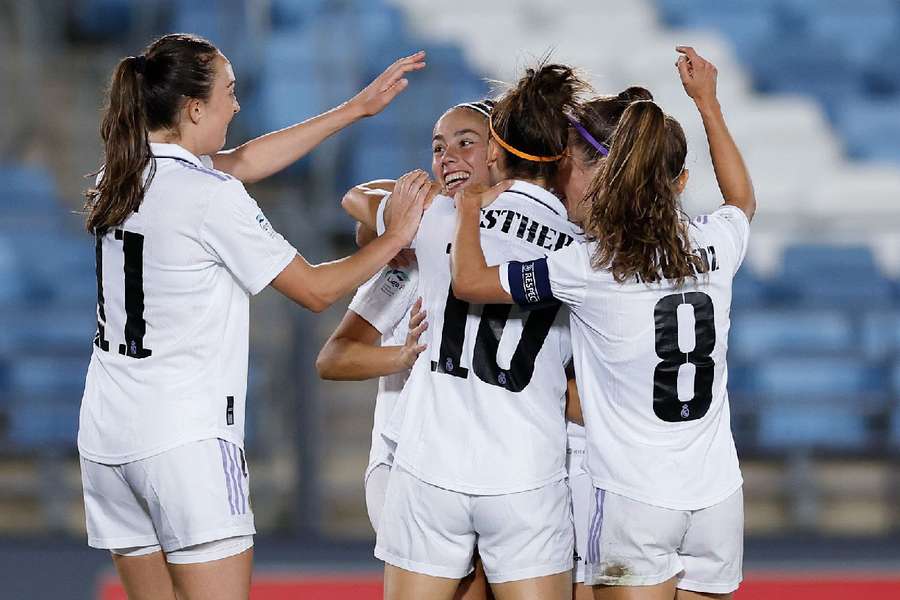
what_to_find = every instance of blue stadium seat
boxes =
[0,237,33,306]
[807,13,899,68]
[656,0,782,28]
[7,396,81,449]
[782,245,881,277]
[270,0,330,30]
[69,0,136,41]
[773,245,893,308]
[344,122,429,188]
[731,267,770,309]
[0,306,95,356]
[755,356,884,397]
[671,11,778,56]
[754,356,885,451]
[0,164,59,215]
[835,99,900,163]
[729,310,853,361]
[861,311,900,360]
[8,356,89,397]
[1,232,96,306]
[757,405,872,451]
[750,39,863,117]
[865,37,900,96]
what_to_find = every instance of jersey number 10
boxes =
[430,284,559,392]
[93,231,152,359]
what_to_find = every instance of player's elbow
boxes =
[451,273,482,303]
[315,344,340,379]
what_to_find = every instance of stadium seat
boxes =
[270,0,330,30]
[750,39,864,118]
[836,99,900,163]
[729,310,853,361]
[755,356,884,398]
[772,245,894,308]
[7,396,81,449]
[865,37,900,96]
[754,356,885,451]
[757,405,873,451]
[0,307,95,357]
[8,355,89,398]
[861,311,900,360]
[731,267,770,309]
[780,245,882,279]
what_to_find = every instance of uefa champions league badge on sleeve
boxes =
[255,213,277,238]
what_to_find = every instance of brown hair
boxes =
[84,34,219,234]
[490,62,587,182]
[583,100,700,286]
[570,86,653,164]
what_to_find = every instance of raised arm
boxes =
[342,179,395,233]
[450,183,514,304]
[676,46,756,222]
[316,298,427,380]
[271,172,430,312]
[213,52,426,183]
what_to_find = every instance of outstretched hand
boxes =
[676,46,717,106]
[453,180,513,212]
[348,51,427,117]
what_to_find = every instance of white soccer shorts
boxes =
[365,463,392,532]
[568,463,591,584]
[80,438,256,563]
[375,466,573,584]
[584,487,743,593]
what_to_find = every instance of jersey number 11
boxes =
[93,230,152,359]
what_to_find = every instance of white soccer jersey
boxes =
[501,205,750,510]
[347,264,420,479]
[78,142,297,464]
[380,181,580,495]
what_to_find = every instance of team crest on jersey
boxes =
[255,213,277,238]
[379,269,408,297]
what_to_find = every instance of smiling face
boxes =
[431,107,491,194]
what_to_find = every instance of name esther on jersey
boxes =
[479,208,575,252]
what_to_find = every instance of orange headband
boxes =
[489,118,564,163]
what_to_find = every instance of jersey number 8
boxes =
[653,292,715,422]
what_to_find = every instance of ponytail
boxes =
[490,61,588,183]
[84,34,219,234]
[85,56,152,234]
[583,100,698,286]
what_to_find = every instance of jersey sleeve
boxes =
[499,242,589,309]
[200,180,298,295]
[348,268,417,335]
[376,193,419,249]
[700,205,751,275]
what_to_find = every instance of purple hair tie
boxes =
[567,116,609,157]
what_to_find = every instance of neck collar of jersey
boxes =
[507,180,566,218]
[149,142,204,167]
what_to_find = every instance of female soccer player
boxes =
[374,62,588,600]
[78,33,426,600]
[318,100,498,600]
[450,47,754,600]
[556,87,653,600]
